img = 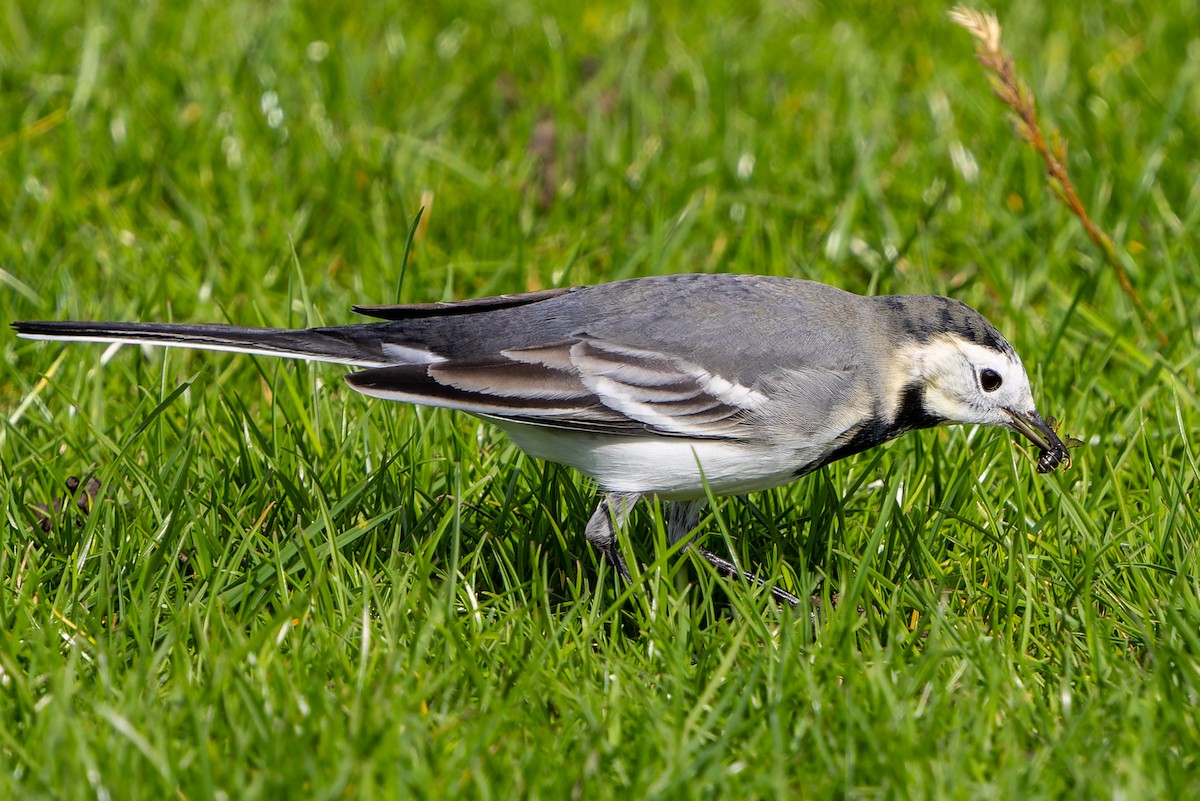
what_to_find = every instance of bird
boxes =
[13,273,1068,605]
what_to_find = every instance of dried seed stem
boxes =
[949,6,1150,322]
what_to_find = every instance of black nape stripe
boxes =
[884,295,1016,357]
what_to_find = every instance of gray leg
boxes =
[585,493,638,585]
[666,499,706,546]
[666,499,801,607]
[693,547,802,606]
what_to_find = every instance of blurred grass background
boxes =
[2,0,1198,797]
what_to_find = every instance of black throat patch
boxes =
[796,382,945,476]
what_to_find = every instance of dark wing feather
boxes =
[352,287,574,320]
[344,336,767,439]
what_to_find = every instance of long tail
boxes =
[11,320,405,368]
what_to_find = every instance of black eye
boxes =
[980,368,1003,392]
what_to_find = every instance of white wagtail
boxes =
[14,273,1068,605]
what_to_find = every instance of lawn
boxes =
[2,0,1198,797]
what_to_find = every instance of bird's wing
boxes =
[351,287,575,320]
[344,336,769,439]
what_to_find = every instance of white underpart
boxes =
[497,421,807,498]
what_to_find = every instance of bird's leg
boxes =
[665,499,801,607]
[666,499,706,548]
[585,493,638,586]
[692,547,802,606]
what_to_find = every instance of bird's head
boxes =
[884,296,1068,473]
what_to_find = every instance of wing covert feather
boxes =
[344,336,773,439]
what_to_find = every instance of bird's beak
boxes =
[1003,408,1069,473]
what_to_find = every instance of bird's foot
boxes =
[695,546,801,606]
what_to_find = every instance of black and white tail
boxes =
[11,320,410,368]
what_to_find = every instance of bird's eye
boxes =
[979,368,1003,392]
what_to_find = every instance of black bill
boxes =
[1003,408,1070,473]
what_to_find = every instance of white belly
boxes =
[497,421,815,499]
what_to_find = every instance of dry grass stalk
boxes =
[949,6,1148,318]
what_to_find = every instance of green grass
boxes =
[2,0,1199,797]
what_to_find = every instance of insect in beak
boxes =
[1003,408,1070,473]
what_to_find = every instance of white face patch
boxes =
[890,334,1038,428]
